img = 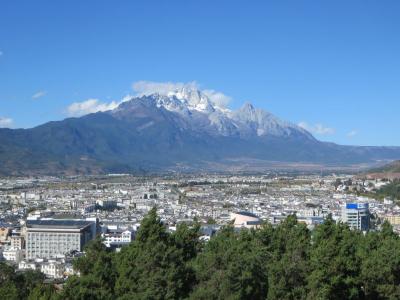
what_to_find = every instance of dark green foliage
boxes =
[0,283,18,300]
[358,221,400,299]
[0,262,49,300]
[263,215,310,300]
[190,227,268,300]
[115,208,197,299]
[59,237,117,300]
[376,179,400,201]
[307,217,363,299]
[28,284,57,300]
[59,275,114,300]
[16,269,47,299]
[5,210,400,299]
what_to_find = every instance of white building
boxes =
[102,230,133,248]
[18,260,38,271]
[26,219,96,259]
[10,235,24,250]
[41,260,65,279]
[3,248,24,263]
[230,211,262,229]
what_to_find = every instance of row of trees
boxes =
[2,209,400,299]
[376,179,400,201]
[0,263,54,299]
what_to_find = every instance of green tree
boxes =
[60,275,114,300]
[60,237,116,300]
[28,284,57,300]
[0,282,19,300]
[0,263,20,300]
[307,217,362,300]
[115,208,196,299]
[16,269,46,299]
[190,226,268,300]
[359,221,400,299]
[265,215,310,300]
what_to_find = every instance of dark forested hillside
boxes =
[2,209,400,299]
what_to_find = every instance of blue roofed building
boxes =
[341,203,370,231]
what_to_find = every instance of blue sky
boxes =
[0,0,399,146]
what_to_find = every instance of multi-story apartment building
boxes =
[26,219,96,259]
[102,229,133,248]
[41,260,65,279]
[10,235,24,250]
[2,247,24,263]
[341,203,370,231]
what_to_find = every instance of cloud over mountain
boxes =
[1,86,400,175]
[66,99,119,117]
[347,130,358,138]
[0,117,13,128]
[132,81,231,108]
[298,122,335,136]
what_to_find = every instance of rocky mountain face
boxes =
[1,87,400,175]
[110,88,314,140]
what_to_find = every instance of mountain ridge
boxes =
[1,87,400,175]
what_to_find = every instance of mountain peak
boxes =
[241,101,255,110]
[2,84,400,175]
[109,92,316,140]
[166,86,215,113]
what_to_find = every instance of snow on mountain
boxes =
[232,102,314,139]
[112,86,315,140]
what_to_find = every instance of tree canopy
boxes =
[2,209,400,299]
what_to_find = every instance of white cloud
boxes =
[298,122,336,136]
[32,90,47,99]
[66,99,119,117]
[132,80,231,108]
[120,94,134,103]
[347,130,358,138]
[133,81,197,96]
[65,81,233,118]
[0,117,13,128]
[202,89,232,108]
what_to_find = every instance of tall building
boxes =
[341,203,370,231]
[10,235,24,250]
[26,219,96,259]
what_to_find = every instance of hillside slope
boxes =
[1,90,400,175]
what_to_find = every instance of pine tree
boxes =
[115,208,196,299]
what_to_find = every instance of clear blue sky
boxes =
[1,0,399,146]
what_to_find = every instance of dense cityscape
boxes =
[0,173,399,279]
[2,1,400,299]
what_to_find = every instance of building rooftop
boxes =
[235,211,259,218]
[26,219,94,230]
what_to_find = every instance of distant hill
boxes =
[1,87,400,175]
[372,160,400,172]
[362,160,400,179]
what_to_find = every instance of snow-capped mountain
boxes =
[1,85,400,175]
[111,86,315,140]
